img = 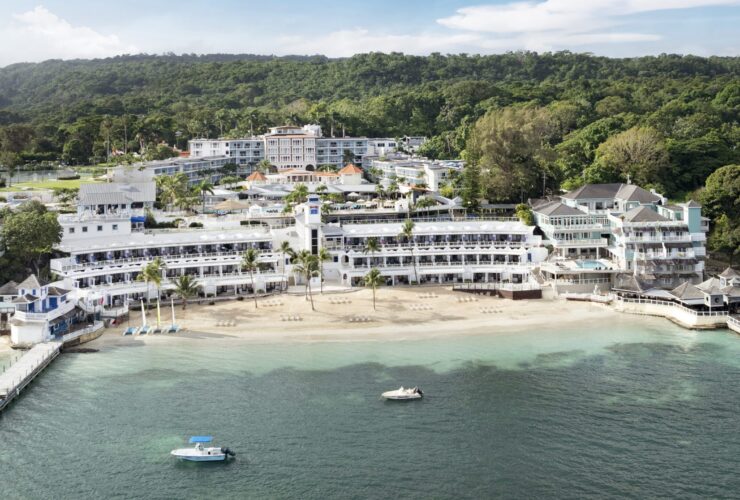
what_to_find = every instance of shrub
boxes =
[188,222,203,228]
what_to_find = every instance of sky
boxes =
[0,0,738,66]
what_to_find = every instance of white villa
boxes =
[534,183,708,289]
[367,154,464,192]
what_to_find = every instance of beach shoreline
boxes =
[85,286,621,349]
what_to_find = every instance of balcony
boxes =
[623,234,692,243]
[52,250,279,274]
[551,238,608,248]
[635,250,696,260]
[14,300,75,322]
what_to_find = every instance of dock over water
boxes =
[0,341,62,412]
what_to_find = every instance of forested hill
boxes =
[1,52,738,122]
[0,52,738,201]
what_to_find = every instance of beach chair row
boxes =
[216,320,236,327]
[281,315,303,321]
[328,297,352,304]
[349,316,374,323]
[262,300,284,307]
[417,293,438,299]
[479,307,503,314]
[457,296,479,303]
[409,304,433,311]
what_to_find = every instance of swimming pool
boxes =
[576,260,606,270]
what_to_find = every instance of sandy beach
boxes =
[85,286,621,349]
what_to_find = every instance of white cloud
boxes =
[431,0,740,53]
[0,6,136,66]
[438,0,740,33]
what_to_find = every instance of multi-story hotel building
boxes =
[534,183,708,288]
[188,125,416,171]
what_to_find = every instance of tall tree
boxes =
[0,203,62,276]
[173,275,199,310]
[363,268,383,311]
[241,247,260,309]
[465,106,557,202]
[293,250,319,311]
[398,219,419,284]
[590,126,670,189]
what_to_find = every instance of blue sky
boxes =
[0,0,738,66]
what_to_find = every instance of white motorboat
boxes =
[170,436,235,462]
[381,386,423,400]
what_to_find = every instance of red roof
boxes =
[338,164,363,175]
[247,171,267,181]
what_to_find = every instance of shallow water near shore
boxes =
[1,317,739,499]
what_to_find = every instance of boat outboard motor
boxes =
[416,388,423,396]
[221,447,236,457]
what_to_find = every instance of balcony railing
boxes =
[635,250,696,260]
[328,241,530,252]
[623,235,691,243]
[53,250,279,273]
[14,300,75,322]
[551,238,608,247]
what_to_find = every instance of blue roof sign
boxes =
[189,436,213,443]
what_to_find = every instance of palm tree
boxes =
[287,183,309,205]
[374,184,385,201]
[293,250,319,311]
[364,237,380,267]
[195,180,215,213]
[136,257,165,315]
[317,247,331,293]
[256,159,272,174]
[399,219,419,284]
[387,182,399,200]
[363,268,383,311]
[279,241,294,276]
[241,247,260,309]
[173,275,199,310]
[415,196,436,210]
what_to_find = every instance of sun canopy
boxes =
[189,436,213,443]
[214,199,249,211]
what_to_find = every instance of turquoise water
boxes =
[1,317,739,499]
[576,260,606,270]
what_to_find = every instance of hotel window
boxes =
[69,227,75,234]
[112,224,118,231]
[97,225,103,232]
[82,226,88,233]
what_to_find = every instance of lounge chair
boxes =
[122,327,136,336]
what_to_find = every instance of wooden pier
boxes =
[0,341,62,413]
[452,282,542,300]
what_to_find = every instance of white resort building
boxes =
[188,125,420,171]
[534,183,708,290]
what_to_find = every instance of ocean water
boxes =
[1,317,739,499]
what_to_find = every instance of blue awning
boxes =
[189,436,213,443]
[131,216,146,223]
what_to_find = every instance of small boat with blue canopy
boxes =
[170,436,235,462]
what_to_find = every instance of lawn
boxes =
[0,179,99,192]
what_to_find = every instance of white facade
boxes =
[188,125,416,171]
[109,156,233,186]
[370,155,463,191]
[535,183,708,288]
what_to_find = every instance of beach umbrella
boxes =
[347,192,360,198]
[214,199,249,212]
